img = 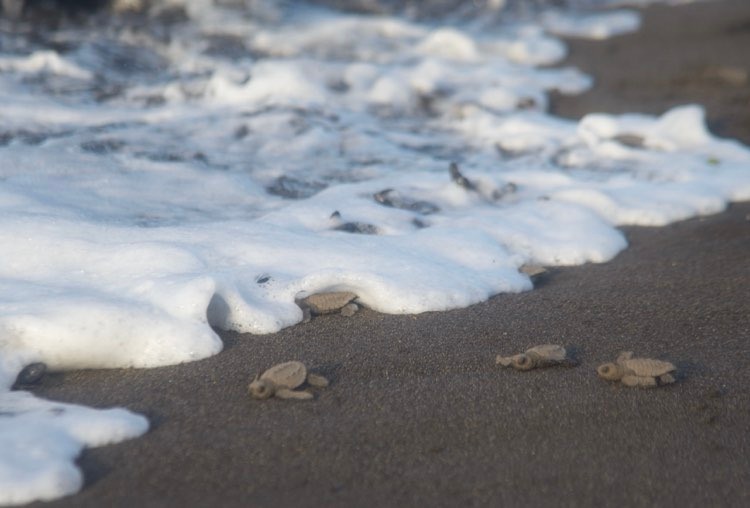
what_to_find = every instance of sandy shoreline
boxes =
[29,1,750,507]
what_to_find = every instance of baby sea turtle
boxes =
[597,351,676,388]
[248,361,329,400]
[496,344,568,371]
[296,291,359,322]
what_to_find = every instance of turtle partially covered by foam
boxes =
[249,361,329,400]
[296,291,359,322]
[496,344,569,371]
[597,351,676,388]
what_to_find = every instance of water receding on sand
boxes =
[0,0,748,504]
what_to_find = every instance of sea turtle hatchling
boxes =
[296,291,359,322]
[248,361,329,400]
[597,351,676,388]
[496,344,569,371]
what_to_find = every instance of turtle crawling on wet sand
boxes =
[296,291,359,322]
[496,344,569,370]
[597,351,676,388]
[249,361,329,400]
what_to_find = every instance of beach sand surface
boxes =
[29,1,750,506]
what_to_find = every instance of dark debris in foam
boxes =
[13,362,47,388]
[0,128,73,146]
[329,211,379,234]
[80,138,126,154]
[332,221,379,234]
[266,175,328,200]
[373,188,440,215]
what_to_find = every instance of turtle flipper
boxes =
[275,388,313,400]
[621,375,657,388]
[659,373,676,385]
[307,373,329,388]
[496,355,513,367]
[340,303,359,317]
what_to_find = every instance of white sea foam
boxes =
[0,392,148,505]
[1,0,748,504]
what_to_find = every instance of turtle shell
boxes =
[300,292,357,314]
[526,344,566,362]
[261,361,307,389]
[622,358,675,377]
[519,265,547,278]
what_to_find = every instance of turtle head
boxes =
[511,354,535,371]
[248,376,275,399]
[597,362,624,380]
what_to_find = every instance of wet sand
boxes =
[29,1,750,506]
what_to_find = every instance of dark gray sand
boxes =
[30,1,750,507]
